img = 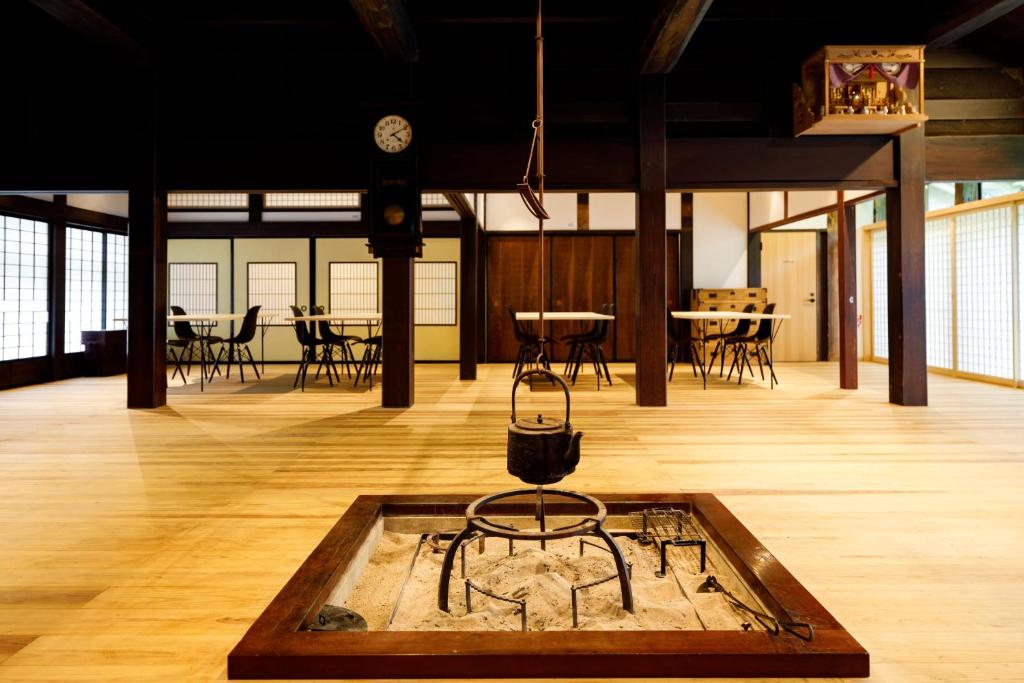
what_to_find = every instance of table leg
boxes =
[702,321,708,390]
[260,321,267,375]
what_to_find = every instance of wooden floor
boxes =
[0,361,1022,682]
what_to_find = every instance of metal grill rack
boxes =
[629,507,706,577]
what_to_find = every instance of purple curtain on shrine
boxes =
[829,63,920,89]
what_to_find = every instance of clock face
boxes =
[373,115,412,153]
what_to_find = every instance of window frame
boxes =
[328,261,380,317]
[167,262,219,324]
[413,260,458,327]
[246,261,298,325]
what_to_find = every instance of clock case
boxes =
[367,113,423,259]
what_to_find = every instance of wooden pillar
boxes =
[127,78,167,409]
[679,193,694,362]
[746,232,761,287]
[49,195,67,380]
[838,192,858,389]
[459,215,477,380]
[885,126,928,406]
[635,74,667,406]
[382,256,414,407]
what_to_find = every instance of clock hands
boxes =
[389,126,409,140]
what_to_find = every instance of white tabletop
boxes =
[284,314,382,323]
[515,311,615,321]
[672,311,790,320]
[167,313,276,322]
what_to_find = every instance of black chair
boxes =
[168,305,222,384]
[353,337,381,387]
[567,304,613,389]
[289,305,335,391]
[211,305,261,383]
[507,307,551,377]
[726,303,777,385]
[561,304,607,376]
[707,303,756,377]
[310,306,362,381]
[668,308,701,382]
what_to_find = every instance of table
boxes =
[167,313,276,390]
[514,311,615,321]
[671,311,790,390]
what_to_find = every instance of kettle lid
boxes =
[513,413,566,431]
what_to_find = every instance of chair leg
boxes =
[599,345,612,386]
[242,345,260,380]
[755,345,765,380]
[760,346,778,384]
[293,348,306,389]
[726,344,739,381]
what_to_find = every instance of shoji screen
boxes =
[870,230,888,359]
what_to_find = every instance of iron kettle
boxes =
[507,369,583,485]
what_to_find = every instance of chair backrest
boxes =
[730,303,757,338]
[234,305,261,344]
[169,305,198,340]
[753,303,776,341]
[289,305,310,345]
[590,303,614,343]
[507,307,533,344]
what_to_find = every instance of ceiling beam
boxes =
[27,0,149,65]
[348,0,417,62]
[639,0,715,74]
[442,193,475,221]
[925,0,1024,48]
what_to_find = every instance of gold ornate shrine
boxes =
[793,45,927,136]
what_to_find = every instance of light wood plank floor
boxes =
[0,362,1022,682]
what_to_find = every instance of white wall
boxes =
[588,193,635,229]
[693,192,748,288]
[749,191,785,227]
[67,194,129,217]
[484,192,576,230]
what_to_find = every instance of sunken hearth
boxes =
[228,493,868,679]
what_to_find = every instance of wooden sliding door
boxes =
[760,231,818,361]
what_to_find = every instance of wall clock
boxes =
[373,114,412,153]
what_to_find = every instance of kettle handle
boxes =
[511,368,571,425]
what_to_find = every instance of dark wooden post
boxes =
[127,78,167,409]
[635,74,667,406]
[382,256,414,407]
[885,126,928,406]
[746,233,761,287]
[679,193,694,362]
[838,191,858,389]
[459,215,477,380]
[49,195,67,380]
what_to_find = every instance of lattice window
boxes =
[870,229,888,359]
[956,206,1014,379]
[167,193,248,208]
[414,261,457,326]
[329,262,378,316]
[264,192,360,208]
[248,262,296,323]
[0,214,48,361]
[105,233,128,329]
[64,227,104,353]
[169,263,218,316]
[925,217,953,369]
[1019,205,1023,384]
[421,193,449,207]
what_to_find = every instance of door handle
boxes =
[805,298,816,303]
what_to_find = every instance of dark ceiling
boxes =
[2,1,1021,152]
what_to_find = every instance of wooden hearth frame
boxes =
[228,493,869,679]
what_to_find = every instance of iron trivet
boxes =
[437,487,634,614]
